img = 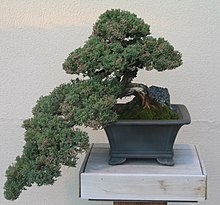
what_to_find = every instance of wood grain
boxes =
[80,144,207,202]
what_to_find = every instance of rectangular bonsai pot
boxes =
[104,104,191,165]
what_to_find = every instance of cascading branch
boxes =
[4,9,182,200]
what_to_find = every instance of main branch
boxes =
[120,82,156,109]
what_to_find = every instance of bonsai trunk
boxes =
[120,82,157,109]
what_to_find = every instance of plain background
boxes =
[0,1,220,204]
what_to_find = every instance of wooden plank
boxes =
[80,144,207,202]
[195,145,207,200]
[81,173,205,201]
[84,144,203,175]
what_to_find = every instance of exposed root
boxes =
[139,91,150,109]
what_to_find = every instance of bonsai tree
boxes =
[4,9,182,200]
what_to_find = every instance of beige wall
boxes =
[1,1,220,205]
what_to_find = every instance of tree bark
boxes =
[121,82,148,97]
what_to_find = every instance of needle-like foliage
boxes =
[4,9,182,200]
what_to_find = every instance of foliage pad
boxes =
[4,9,183,200]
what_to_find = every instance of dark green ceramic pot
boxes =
[104,104,191,166]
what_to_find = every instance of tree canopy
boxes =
[63,9,182,83]
[4,9,182,200]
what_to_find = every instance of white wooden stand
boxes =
[80,144,207,204]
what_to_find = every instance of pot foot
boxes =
[157,157,174,166]
[109,157,127,165]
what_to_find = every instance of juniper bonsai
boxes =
[4,9,182,200]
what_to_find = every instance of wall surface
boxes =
[0,1,220,205]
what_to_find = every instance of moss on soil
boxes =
[116,104,178,120]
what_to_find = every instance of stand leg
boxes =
[156,157,174,166]
[113,201,167,205]
[109,157,127,165]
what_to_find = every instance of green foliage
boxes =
[22,113,89,167]
[116,104,178,120]
[93,9,150,43]
[61,78,121,129]
[144,37,182,71]
[32,83,73,115]
[4,9,183,200]
[4,156,29,200]
[4,113,89,200]
[63,36,147,78]
[63,9,182,80]
[4,77,120,200]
